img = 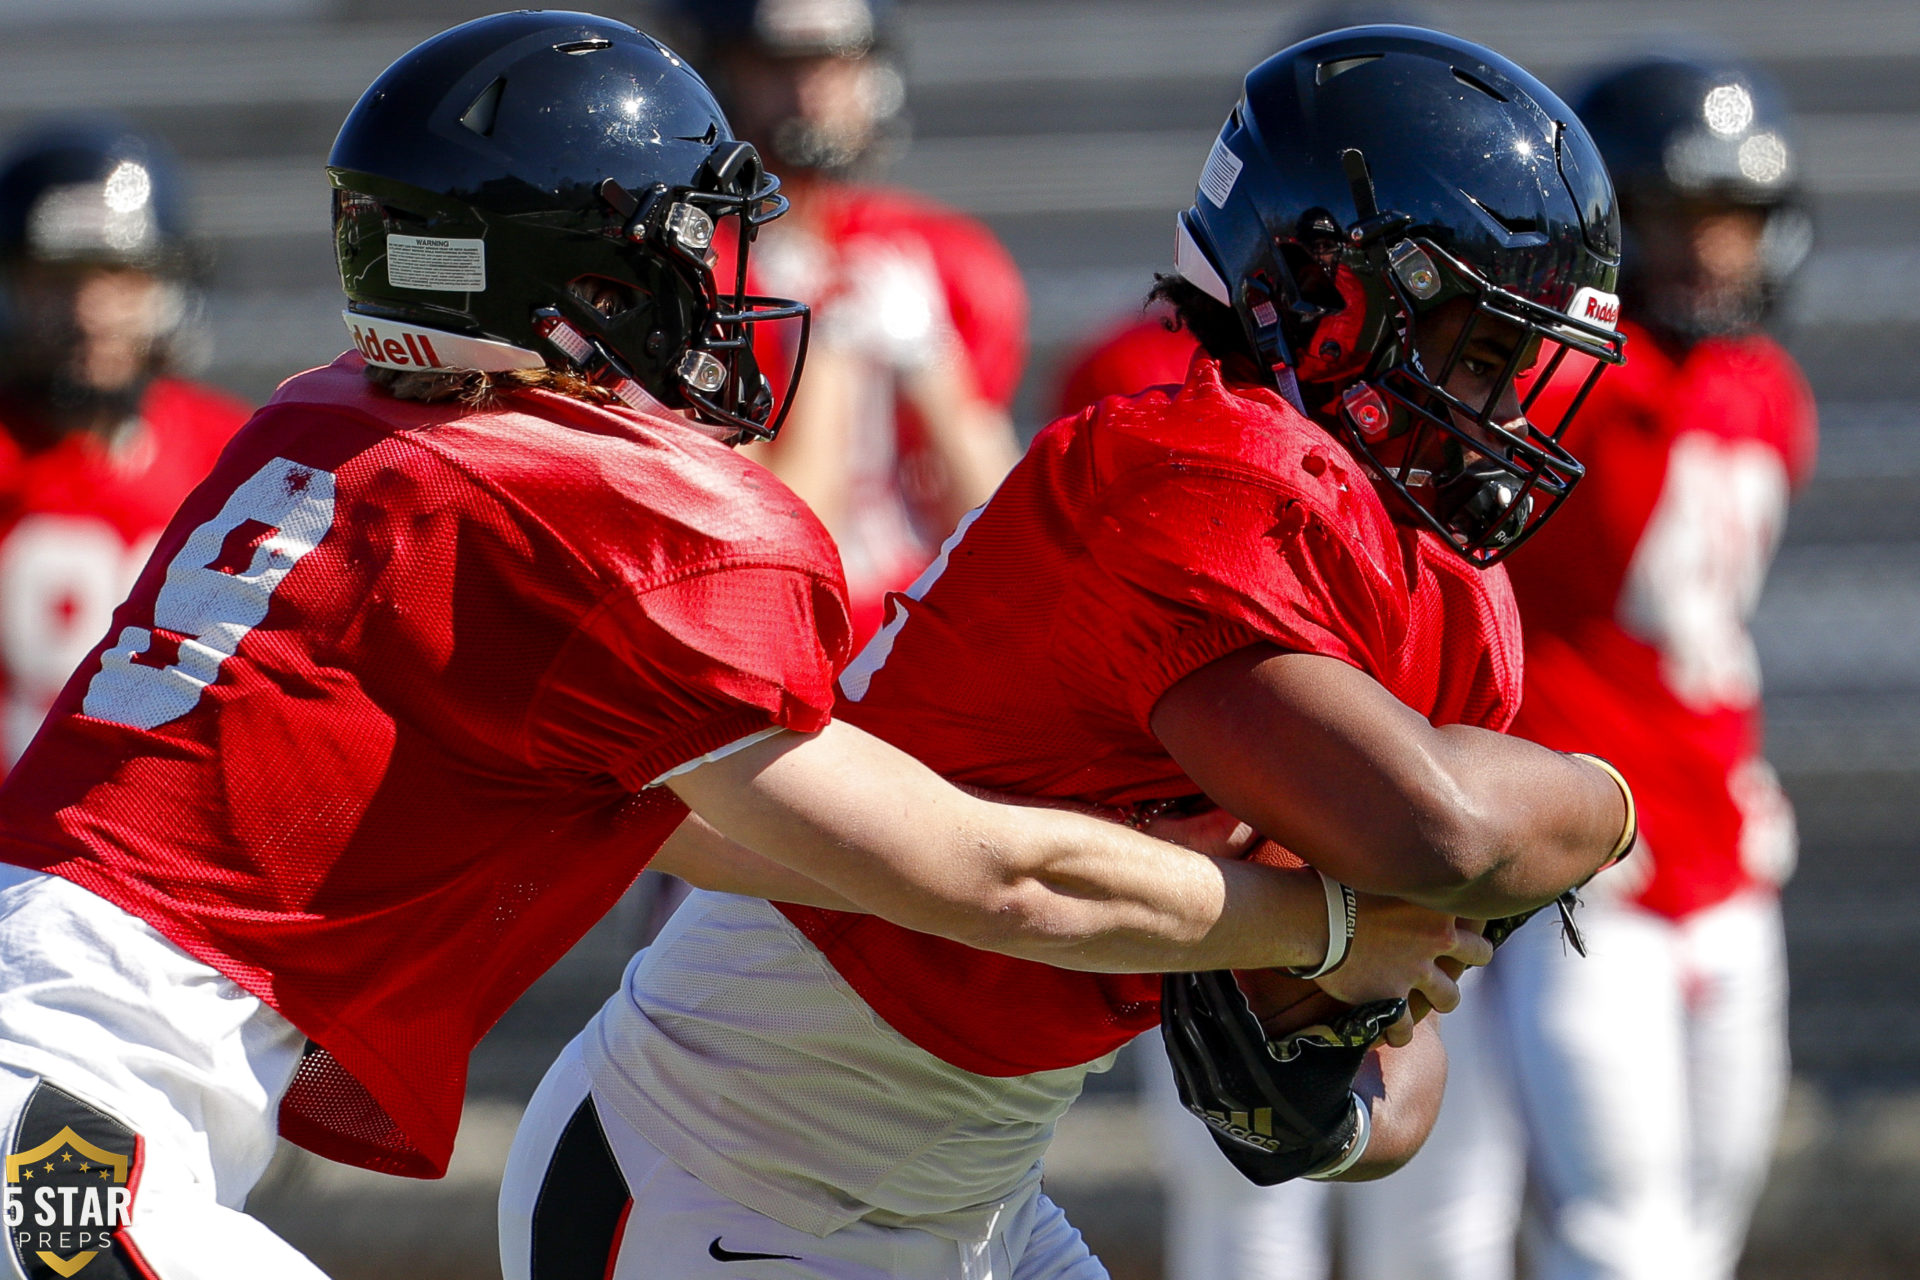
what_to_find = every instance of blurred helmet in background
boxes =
[328,10,809,441]
[1575,52,1812,344]
[0,118,204,426]
[662,0,907,178]
[1173,25,1626,565]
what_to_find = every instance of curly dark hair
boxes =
[1146,274,1254,364]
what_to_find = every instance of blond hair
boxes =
[363,363,629,408]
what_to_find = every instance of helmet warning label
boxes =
[1198,138,1244,209]
[387,234,487,292]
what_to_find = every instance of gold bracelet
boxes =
[1568,752,1636,868]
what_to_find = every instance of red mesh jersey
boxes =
[0,355,851,1176]
[784,354,1521,1076]
[0,378,249,774]
[732,184,1029,643]
[1510,323,1816,919]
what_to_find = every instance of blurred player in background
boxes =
[666,0,1025,644]
[0,120,247,775]
[502,27,1636,1280]
[0,16,1452,1276]
[1479,51,1817,1280]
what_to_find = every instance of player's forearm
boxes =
[943,802,1336,973]
[1407,726,1628,917]
[739,349,858,528]
[1152,647,1625,918]
[1327,1016,1447,1181]
[900,363,1021,523]
[648,815,860,910]
[667,720,1333,973]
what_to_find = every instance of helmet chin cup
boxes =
[1340,382,1393,441]
[1437,463,1535,549]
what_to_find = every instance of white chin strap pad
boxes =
[1174,215,1234,307]
[343,312,547,374]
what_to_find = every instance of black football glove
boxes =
[1160,968,1403,1185]
[1482,888,1588,955]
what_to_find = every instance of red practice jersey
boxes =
[0,355,851,1176]
[744,184,1028,641]
[0,378,248,773]
[1509,322,1816,919]
[783,354,1522,1076]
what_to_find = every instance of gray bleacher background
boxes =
[1,0,1915,1274]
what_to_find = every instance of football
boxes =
[1234,840,1353,1038]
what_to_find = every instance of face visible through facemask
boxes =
[3,258,173,434]
[717,47,882,178]
[1625,196,1769,343]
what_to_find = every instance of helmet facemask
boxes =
[1337,237,1624,565]
[541,143,812,444]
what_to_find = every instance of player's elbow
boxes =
[935,876,1078,957]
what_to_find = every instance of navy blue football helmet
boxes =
[1175,26,1626,565]
[0,118,194,275]
[663,0,906,177]
[328,11,808,441]
[0,118,206,416]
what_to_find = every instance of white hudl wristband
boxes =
[1284,870,1358,979]
[1305,1093,1372,1181]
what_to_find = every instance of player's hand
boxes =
[1316,895,1492,1046]
[812,240,959,371]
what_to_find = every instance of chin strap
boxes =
[531,309,737,441]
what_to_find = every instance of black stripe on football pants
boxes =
[529,1097,633,1280]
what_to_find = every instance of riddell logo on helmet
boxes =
[1568,288,1621,331]
[348,322,445,369]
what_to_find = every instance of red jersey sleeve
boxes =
[1064,463,1399,733]
[532,561,852,792]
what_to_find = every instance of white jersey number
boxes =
[0,515,157,763]
[1619,432,1788,713]
[83,458,337,731]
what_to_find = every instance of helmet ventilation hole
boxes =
[1316,54,1382,85]
[555,37,613,54]
[459,78,505,137]
[1452,67,1508,102]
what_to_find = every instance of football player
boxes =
[1469,52,1816,1280]
[0,16,1476,1277]
[501,27,1635,1280]
[0,120,248,777]
[667,0,1026,645]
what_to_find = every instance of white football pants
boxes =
[500,1035,1109,1280]
[1485,889,1789,1280]
[0,866,328,1280]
